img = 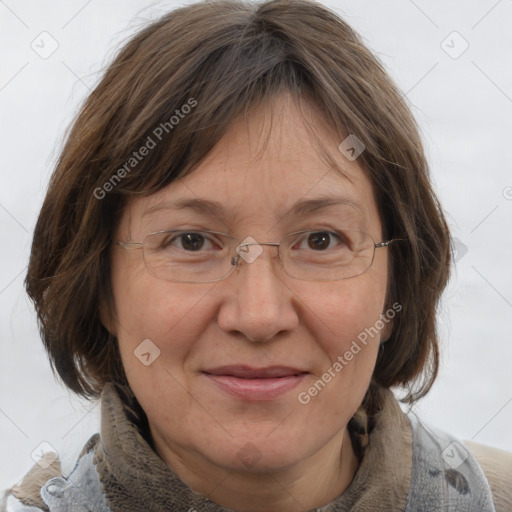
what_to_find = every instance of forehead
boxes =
[121,95,381,236]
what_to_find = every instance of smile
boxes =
[202,366,308,401]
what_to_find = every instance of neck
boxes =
[151,426,359,512]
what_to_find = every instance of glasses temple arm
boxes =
[116,241,144,249]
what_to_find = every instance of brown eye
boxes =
[179,233,206,251]
[307,232,333,250]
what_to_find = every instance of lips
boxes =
[202,366,308,401]
[203,365,306,379]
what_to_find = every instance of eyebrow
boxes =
[288,196,364,216]
[142,198,226,218]
[142,195,364,219]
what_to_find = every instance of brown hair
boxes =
[26,0,451,408]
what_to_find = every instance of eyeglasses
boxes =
[116,229,399,283]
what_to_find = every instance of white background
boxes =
[1,0,511,492]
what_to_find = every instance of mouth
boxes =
[202,366,308,401]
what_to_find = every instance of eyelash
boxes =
[162,229,348,251]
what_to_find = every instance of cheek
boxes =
[111,265,216,369]
[293,277,386,426]
[111,276,220,426]
[303,271,387,352]
[292,268,387,401]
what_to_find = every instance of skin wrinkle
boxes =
[108,93,389,512]
[139,196,365,224]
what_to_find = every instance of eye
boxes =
[297,231,345,251]
[164,232,218,252]
[180,232,206,251]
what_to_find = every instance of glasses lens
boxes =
[142,231,235,283]
[138,229,377,283]
[281,229,375,281]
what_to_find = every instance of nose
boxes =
[217,244,299,342]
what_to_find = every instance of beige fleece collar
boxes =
[93,383,412,512]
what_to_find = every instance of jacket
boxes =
[2,382,511,511]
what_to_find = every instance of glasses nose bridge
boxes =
[237,239,280,247]
[253,241,281,249]
[231,239,283,269]
[234,238,282,251]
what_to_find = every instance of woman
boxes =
[2,0,511,510]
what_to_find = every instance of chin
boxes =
[196,425,318,474]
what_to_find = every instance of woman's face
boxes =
[109,95,390,477]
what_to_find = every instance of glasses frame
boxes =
[116,229,401,283]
